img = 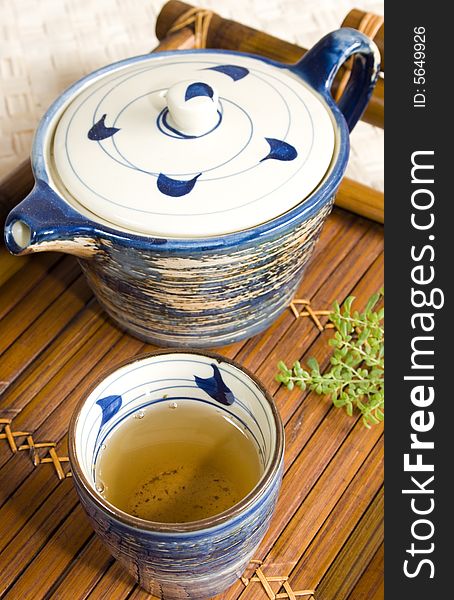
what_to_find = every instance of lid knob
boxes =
[165,79,220,137]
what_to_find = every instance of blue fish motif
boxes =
[157,173,201,197]
[260,137,298,162]
[185,82,214,101]
[88,114,120,140]
[194,363,235,406]
[96,395,122,430]
[204,65,249,81]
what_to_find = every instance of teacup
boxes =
[68,350,284,599]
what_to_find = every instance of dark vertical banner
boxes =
[386,1,451,597]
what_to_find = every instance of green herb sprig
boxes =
[276,290,384,428]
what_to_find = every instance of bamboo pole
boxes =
[335,178,383,223]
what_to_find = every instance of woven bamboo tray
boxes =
[0,5,384,599]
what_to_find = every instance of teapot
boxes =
[4,29,379,347]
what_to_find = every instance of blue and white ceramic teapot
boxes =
[4,29,379,347]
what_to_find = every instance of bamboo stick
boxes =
[335,178,383,223]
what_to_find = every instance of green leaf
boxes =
[365,292,380,313]
[344,296,355,314]
[307,357,319,372]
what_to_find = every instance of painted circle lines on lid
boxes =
[52,52,335,237]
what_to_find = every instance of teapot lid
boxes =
[52,51,335,238]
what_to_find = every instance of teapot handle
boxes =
[291,28,380,131]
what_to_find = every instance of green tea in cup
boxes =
[95,400,263,523]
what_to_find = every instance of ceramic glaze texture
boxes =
[69,352,285,599]
[4,30,380,348]
[79,200,332,346]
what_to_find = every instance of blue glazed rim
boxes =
[68,349,285,536]
[29,48,350,253]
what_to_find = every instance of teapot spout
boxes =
[4,180,100,258]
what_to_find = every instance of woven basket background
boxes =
[0,0,383,189]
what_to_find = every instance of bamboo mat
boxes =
[0,0,383,189]
[0,204,383,599]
